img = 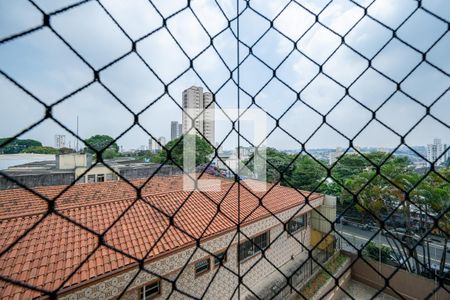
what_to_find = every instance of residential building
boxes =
[149,138,158,153]
[158,136,166,148]
[0,154,180,189]
[0,174,336,299]
[329,147,344,165]
[0,153,55,170]
[216,147,255,177]
[182,86,215,145]
[427,138,448,165]
[171,121,182,141]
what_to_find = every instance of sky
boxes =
[0,0,449,152]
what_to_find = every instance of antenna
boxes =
[76,115,79,152]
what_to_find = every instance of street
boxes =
[337,224,450,268]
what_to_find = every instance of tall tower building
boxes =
[427,138,448,165]
[170,121,182,141]
[182,86,215,145]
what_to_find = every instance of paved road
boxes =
[337,224,449,267]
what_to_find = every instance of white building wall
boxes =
[61,198,323,300]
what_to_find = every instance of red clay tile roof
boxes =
[0,175,323,299]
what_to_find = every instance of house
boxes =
[0,153,180,189]
[0,174,336,299]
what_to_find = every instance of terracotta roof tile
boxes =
[0,175,323,299]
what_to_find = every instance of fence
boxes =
[0,0,449,299]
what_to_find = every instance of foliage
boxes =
[290,155,327,192]
[84,135,119,160]
[363,241,393,264]
[101,148,119,159]
[0,138,42,154]
[300,253,348,299]
[246,148,328,192]
[21,146,60,154]
[153,135,213,166]
[59,147,75,154]
[133,150,154,162]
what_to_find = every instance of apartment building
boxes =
[171,121,183,141]
[182,86,215,145]
[0,175,334,299]
[427,138,448,166]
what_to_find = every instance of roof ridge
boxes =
[0,181,235,221]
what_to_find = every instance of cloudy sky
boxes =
[0,0,449,152]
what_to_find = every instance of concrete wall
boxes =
[350,255,449,300]
[311,195,336,234]
[0,173,75,190]
[75,166,117,183]
[60,200,324,300]
[119,165,181,180]
[57,154,90,170]
[313,255,351,300]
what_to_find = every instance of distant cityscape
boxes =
[1,86,448,177]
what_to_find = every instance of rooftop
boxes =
[0,174,323,299]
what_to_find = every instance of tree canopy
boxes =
[84,135,119,158]
[154,135,213,166]
[22,146,60,154]
[0,138,42,154]
[245,148,327,192]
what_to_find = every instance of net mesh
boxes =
[0,0,449,299]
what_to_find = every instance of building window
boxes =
[238,232,269,262]
[105,174,113,181]
[287,214,306,234]
[140,281,160,299]
[97,174,104,182]
[87,175,95,183]
[214,251,227,267]
[195,258,210,276]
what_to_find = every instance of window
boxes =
[97,174,104,182]
[105,174,113,181]
[287,214,306,234]
[140,281,160,299]
[87,175,95,183]
[194,258,210,276]
[214,251,227,267]
[238,232,269,262]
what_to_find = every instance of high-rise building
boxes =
[182,86,215,145]
[427,138,448,165]
[329,147,343,165]
[171,121,182,141]
[55,134,66,149]
[158,136,166,147]
[149,138,158,153]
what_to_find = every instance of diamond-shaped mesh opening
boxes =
[0,0,449,299]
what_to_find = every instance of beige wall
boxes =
[57,154,89,170]
[351,255,449,300]
[61,199,323,300]
[74,166,117,183]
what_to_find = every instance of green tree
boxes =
[363,241,394,264]
[412,167,450,274]
[331,153,369,182]
[290,155,327,192]
[246,147,295,183]
[21,146,60,154]
[154,135,213,166]
[0,138,42,154]
[102,148,119,159]
[59,147,75,154]
[84,135,119,155]
[133,150,154,161]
